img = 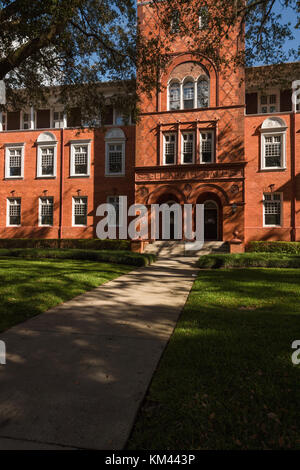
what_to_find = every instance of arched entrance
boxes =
[196,193,223,241]
[155,193,181,241]
[204,200,219,241]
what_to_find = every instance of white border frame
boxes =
[263,192,283,227]
[72,196,88,227]
[163,132,177,165]
[70,139,92,177]
[7,197,21,227]
[38,197,54,227]
[5,143,25,179]
[200,130,215,164]
[36,142,57,178]
[105,141,125,176]
[181,131,195,164]
[260,130,286,171]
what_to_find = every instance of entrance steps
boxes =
[144,240,229,257]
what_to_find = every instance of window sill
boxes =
[105,173,125,177]
[36,176,56,179]
[69,174,90,178]
[4,177,24,180]
[260,167,286,172]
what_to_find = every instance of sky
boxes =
[272,0,299,60]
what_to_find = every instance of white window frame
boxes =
[200,131,214,163]
[5,143,25,179]
[39,197,54,227]
[163,133,177,165]
[105,142,125,176]
[181,132,195,164]
[51,109,66,129]
[7,198,21,227]
[72,196,88,227]
[70,140,91,177]
[168,81,181,111]
[261,131,286,170]
[21,110,31,130]
[263,193,283,227]
[259,90,280,114]
[36,142,57,178]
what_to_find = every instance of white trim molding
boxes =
[69,139,92,177]
[260,117,287,170]
[36,132,58,178]
[4,142,25,179]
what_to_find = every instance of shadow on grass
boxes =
[127,269,300,450]
[0,258,131,332]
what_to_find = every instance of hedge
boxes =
[197,253,300,269]
[247,241,300,254]
[0,248,155,267]
[0,238,130,251]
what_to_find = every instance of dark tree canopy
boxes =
[0,0,298,118]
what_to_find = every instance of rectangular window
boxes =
[40,197,54,226]
[73,197,87,226]
[106,143,125,175]
[163,133,176,165]
[264,193,282,226]
[74,145,88,175]
[5,144,24,178]
[70,140,91,177]
[182,133,194,164]
[263,134,283,168]
[107,196,120,227]
[53,110,64,128]
[260,93,278,113]
[7,198,21,226]
[200,131,214,163]
[41,147,55,176]
[22,112,31,130]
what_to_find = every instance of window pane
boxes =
[169,83,180,110]
[183,82,194,109]
[197,79,209,108]
[41,147,54,175]
[182,133,194,163]
[74,146,88,174]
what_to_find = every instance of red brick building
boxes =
[0,0,299,247]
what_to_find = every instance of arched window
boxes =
[169,82,181,110]
[197,77,209,108]
[183,81,194,109]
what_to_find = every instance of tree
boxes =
[0,0,298,117]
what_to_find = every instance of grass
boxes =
[0,248,155,267]
[197,253,300,269]
[127,268,300,450]
[0,258,131,333]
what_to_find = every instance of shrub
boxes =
[0,238,130,251]
[0,248,155,267]
[197,253,300,269]
[247,241,300,254]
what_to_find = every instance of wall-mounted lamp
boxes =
[77,189,81,196]
[231,203,238,215]
[269,184,275,193]
[43,190,48,196]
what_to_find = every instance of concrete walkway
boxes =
[0,257,198,450]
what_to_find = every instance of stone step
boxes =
[144,241,229,257]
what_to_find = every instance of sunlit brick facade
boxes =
[0,0,299,247]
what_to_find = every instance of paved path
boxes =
[0,257,198,450]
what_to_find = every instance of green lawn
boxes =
[0,258,131,333]
[128,268,300,450]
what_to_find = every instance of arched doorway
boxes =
[196,193,223,241]
[204,200,219,241]
[155,193,181,241]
